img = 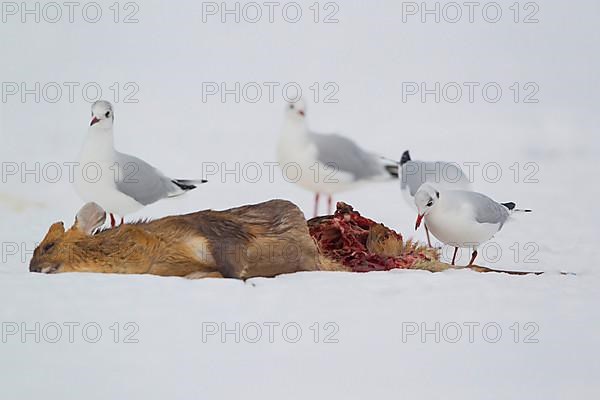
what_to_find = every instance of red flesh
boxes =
[309,203,435,272]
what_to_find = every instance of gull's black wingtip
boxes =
[502,202,516,210]
[502,202,532,213]
[385,165,399,178]
[172,179,207,191]
[400,150,411,166]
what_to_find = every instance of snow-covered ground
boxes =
[1,0,599,398]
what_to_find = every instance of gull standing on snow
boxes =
[414,183,531,266]
[277,99,398,217]
[399,150,471,246]
[74,100,207,227]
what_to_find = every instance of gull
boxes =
[74,100,206,227]
[277,99,398,217]
[414,183,531,266]
[398,150,471,246]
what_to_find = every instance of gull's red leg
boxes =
[110,213,116,228]
[327,195,333,215]
[468,250,478,266]
[424,223,432,247]
[451,247,458,265]
[120,217,124,225]
[313,193,320,218]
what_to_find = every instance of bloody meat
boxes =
[308,202,438,272]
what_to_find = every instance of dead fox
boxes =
[30,200,322,279]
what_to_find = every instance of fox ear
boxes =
[47,222,65,239]
[73,203,106,235]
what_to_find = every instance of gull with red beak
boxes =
[414,183,531,266]
[74,100,207,227]
[397,150,471,247]
[277,99,398,217]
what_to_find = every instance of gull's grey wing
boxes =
[402,161,469,196]
[114,152,178,205]
[310,133,384,180]
[401,161,426,196]
[463,191,510,227]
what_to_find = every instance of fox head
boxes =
[30,203,107,274]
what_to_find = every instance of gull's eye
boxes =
[426,201,433,207]
[105,111,111,118]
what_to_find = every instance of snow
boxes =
[1,0,599,398]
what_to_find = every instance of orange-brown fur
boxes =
[30,200,322,278]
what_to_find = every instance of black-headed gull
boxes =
[277,99,398,217]
[399,150,471,246]
[414,183,531,266]
[74,100,206,227]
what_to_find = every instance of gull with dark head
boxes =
[74,100,207,227]
[277,99,398,217]
[398,150,471,246]
[414,183,531,266]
